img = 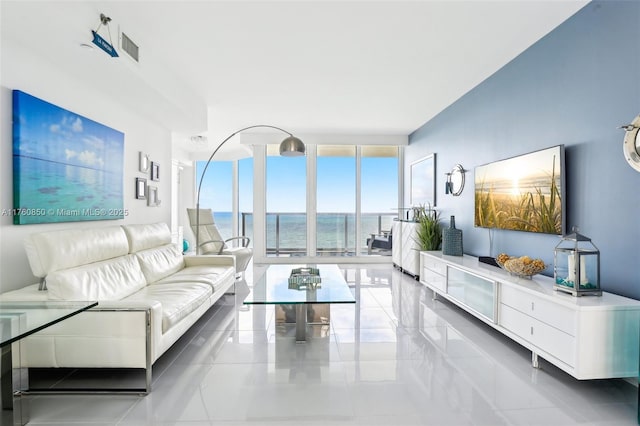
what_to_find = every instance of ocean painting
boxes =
[12,90,125,225]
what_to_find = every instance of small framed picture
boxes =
[139,152,150,173]
[410,153,436,207]
[147,186,161,207]
[151,161,160,181]
[136,177,147,199]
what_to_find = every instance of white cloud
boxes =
[83,135,105,149]
[50,124,61,133]
[72,117,83,132]
[65,149,77,160]
[78,150,104,168]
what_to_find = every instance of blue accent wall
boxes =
[406,1,640,298]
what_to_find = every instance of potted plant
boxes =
[414,206,442,251]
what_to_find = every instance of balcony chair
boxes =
[187,208,253,276]
[366,229,392,255]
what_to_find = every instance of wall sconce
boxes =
[621,113,640,172]
[445,164,466,196]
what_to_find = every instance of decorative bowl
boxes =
[496,253,545,279]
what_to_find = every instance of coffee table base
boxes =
[295,305,307,343]
[276,304,330,343]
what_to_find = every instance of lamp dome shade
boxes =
[279,136,305,156]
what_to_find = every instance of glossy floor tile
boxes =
[20,264,638,425]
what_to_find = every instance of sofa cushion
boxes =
[122,223,172,253]
[125,282,213,333]
[135,244,185,284]
[155,265,235,292]
[24,226,129,278]
[46,254,147,301]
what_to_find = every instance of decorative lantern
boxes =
[554,227,601,296]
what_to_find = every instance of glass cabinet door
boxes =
[446,266,496,322]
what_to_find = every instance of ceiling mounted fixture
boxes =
[621,114,640,172]
[190,135,208,145]
[91,13,119,57]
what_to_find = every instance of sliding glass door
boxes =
[266,145,307,256]
[361,146,398,254]
[317,145,356,256]
[196,161,233,240]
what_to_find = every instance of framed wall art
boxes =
[136,177,147,199]
[147,186,160,207]
[12,90,124,224]
[151,161,160,181]
[139,151,150,173]
[410,153,436,207]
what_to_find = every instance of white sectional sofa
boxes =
[0,222,235,392]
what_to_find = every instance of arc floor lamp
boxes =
[195,125,305,254]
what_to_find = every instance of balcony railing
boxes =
[239,212,396,256]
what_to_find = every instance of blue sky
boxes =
[197,154,397,214]
[13,90,124,174]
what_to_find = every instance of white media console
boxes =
[420,251,640,380]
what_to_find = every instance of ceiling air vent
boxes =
[120,31,139,62]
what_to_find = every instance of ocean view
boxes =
[13,156,123,224]
[212,211,395,253]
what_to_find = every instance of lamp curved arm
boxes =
[195,125,297,255]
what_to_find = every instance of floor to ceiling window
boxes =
[196,157,252,248]
[196,160,233,240]
[360,146,398,254]
[266,144,307,256]
[197,143,399,261]
[317,145,356,256]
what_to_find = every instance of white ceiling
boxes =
[1,1,588,156]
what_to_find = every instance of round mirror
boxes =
[623,114,640,172]
[449,164,465,196]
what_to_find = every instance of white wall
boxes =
[171,140,196,248]
[0,40,172,292]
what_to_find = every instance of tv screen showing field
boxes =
[474,145,564,235]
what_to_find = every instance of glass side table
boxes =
[0,300,97,425]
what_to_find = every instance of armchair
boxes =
[187,208,253,275]
[366,229,392,255]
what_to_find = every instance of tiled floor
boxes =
[20,264,638,425]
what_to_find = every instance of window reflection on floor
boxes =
[24,264,637,425]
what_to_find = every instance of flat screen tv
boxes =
[474,145,565,235]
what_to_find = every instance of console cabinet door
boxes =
[500,304,576,366]
[446,266,496,322]
[392,221,402,268]
[501,285,576,336]
[401,222,420,277]
[421,254,446,293]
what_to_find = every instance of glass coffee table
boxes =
[244,264,355,342]
[0,300,98,425]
